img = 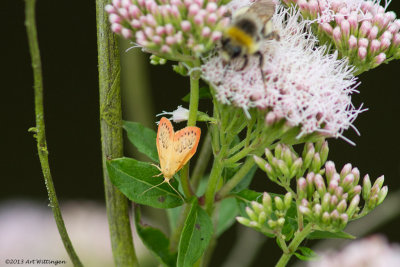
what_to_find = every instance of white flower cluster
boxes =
[202,5,362,139]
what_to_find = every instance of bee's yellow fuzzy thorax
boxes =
[226,27,257,53]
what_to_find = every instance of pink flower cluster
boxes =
[282,0,400,73]
[105,0,229,57]
[202,7,361,139]
[298,161,387,230]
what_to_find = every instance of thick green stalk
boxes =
[191,132,212,190]
[96,0,138,266]
[217,157,256,199]
[180,62,201,198]
[25,1,83,266]
[205,154,225,214]
[275,224,313,267]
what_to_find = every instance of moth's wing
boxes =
[156,117,174,170]
[171,126,201,173]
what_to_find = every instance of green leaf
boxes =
[308,230,356,240]
[294,246,318,261]
[134,207,177,267]
[216,198,239,236]
[107,158,184,209]
[177,198,213,267]
[123,121,158,162]
[181,86,211,102]
[233,165,257,192]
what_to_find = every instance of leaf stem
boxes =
[275,223,313,267]
[205,153,225,214]
[96,0,139,265]
[191,132,212,191]
[179,60,201,198]
[217,157,256,199]
[25,1,83,266]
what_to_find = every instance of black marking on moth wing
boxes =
[159,123,170,149]
[174,132,197,153]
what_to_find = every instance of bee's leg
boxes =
[256,51,265,83]
[238,55,249,71]
[264,30,280,41]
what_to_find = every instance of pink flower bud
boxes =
[105,5,116,14]
[121,0,130,8]
[394,33,400,46]
[112,0,121,8]
[181,20,191,32]
[358,38,369,48]
[144,27,154,37]
[137,0,145,7]
[321,23,333,35]
[161,44,171,53]
[217,6,228,17]
[128,5,140,18]
[348,14,358,30]
[375,53,386,64]
[370,39,381,53]
[333,27,341,42]
[188,3,200,16]
[206,2,217,12]
[368,26,379,40]
[211,31,222,41]
[360,21,372,37]
[146,14,157,27]
[202,26,211,37]
[111,23,122,33]
[109,13,121,24]
[194,14,204,25]
[207,13,218,24]
[380,38,391,50]
[308,0,319,15]
[387,23,399,34]
[348,35,357,49]
[166,36,176,45]
[193,0,203,7]
[335,14,345,25]
[382,31,393,40]
[340,163,352,178]
[155,26,165,35]
[152,35,162,44]
[297,0,308,10]
[121,28,132,39]
[373,13,385,27]
[165,24,174,35]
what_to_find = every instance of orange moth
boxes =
[142,117,201,198]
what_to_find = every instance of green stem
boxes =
[170,204,192,250]
[25,1,83,266]
[205,154,225,214]
[179,60,201,198]
[275,224,313,267]
[191,132,212,191]
[96,0,138,265]
[217,157,256,199]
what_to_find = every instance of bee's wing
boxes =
[248,0,276,25]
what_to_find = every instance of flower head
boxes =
[202,6,362,139]
[309,236,400,267]
[283,0,400,73]
[298,161,387,231]
[106,0,229,58]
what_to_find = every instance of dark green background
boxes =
[3,1,400,266]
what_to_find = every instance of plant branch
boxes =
[275,223,313,267]
[191,131,212,191]
[25,1,83,266]
[96,0,138,265]
[179,60,201,198]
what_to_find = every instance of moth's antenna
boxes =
[166,180,185,203]
[140,180,167,196]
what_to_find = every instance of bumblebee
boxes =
[221,0,279,76]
